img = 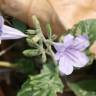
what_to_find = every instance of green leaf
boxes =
[12,19,27,32]
[46,24,52,39]
[23,49,41,57]
[17,63,64,96]
[70,19,96,43]
[68,80,96,96]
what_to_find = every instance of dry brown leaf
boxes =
[0,0,64,35]
[0,0,96,35]
[48,0,96,29]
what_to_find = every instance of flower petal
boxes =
[54,34,74,52]
[54,42,65,52]
[0,16,4,34]
[1,25,27,40]
[0,16,4,28]
[63,34,74,48]
[66,49,89,68]
[55,52,61,61]
[59,55,73,75]
[73,35,90,51]
[55,52,63,61]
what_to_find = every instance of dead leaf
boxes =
[48,0,96,29]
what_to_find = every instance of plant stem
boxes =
[0,41,21,56]
[37,26,57,65]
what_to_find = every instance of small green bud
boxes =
[32,35,40,43]
[59,35,64,42]
[51,35,57,41]
[23,49,41,57]
[26,38,35,47]
[27,30,36,35]
[32,16,40,29]
[46,24,52,39]
[42,53,47,63]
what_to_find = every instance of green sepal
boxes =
[23,49,41,57]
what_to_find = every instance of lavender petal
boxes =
[0,16,4,33]
[54,52,61,61]
[1,25,27,40]
[0,16,4,27]
[54,34,74,52]
[63,34,74,48]
[54,42,65,52]
[59,56,73,75]
[66,49,89,68]
[73,35,90,51]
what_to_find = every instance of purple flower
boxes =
[0,16,27,40]
[54,34,90,75]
